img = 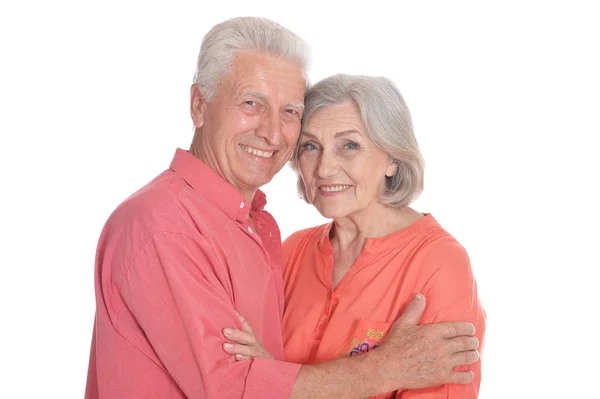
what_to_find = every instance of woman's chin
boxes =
[315,206,352,220]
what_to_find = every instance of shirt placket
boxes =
[235,201,285,315]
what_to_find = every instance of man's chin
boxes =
[237,173,276,191]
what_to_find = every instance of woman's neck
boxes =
[331,204,423,252]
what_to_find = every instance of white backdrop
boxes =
[1,1,599,398]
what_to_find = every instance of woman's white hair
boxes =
[193,17,310,101]
[290,74,424,208]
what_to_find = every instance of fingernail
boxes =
[414,293,423,300]
[235,354,243,360]
[223,328,233,337]
[223,343,233,349]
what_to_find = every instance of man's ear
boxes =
[190,84,207,129]
[386,160,399,178]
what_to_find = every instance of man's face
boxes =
[191,51,306,199]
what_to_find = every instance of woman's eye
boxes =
[301,143,318,151]
[344,142,359,150]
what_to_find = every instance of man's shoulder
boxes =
[104,169,204,238]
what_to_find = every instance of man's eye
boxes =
[244,101,256,106]
[285,109,297,115]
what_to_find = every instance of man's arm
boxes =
[398,243,486,398]
[226,295,479,398]
[289,294,479,398]
[118,231,299,399]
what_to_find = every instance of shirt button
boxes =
[247,226,253,234]
[240,202,245,208]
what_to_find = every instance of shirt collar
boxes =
[318,214,439,254]
[169,148,267,222]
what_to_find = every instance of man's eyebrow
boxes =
[241,92,304,109]
[241,91,268,102]
[286,102,305,109]
[242,91,267,100]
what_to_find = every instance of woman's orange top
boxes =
[282,214,486,398]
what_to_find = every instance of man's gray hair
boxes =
[193,17,310,101]
[290,74,425,208]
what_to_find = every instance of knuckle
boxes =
[462,351,471,364]
[423,326,438,339]
[464,322,475,336]
[465,350,479,364]
[455,371,473,384]
[462,337,471,351]
[466,337,476,350]
[454,323,462,336]
[466,371,475,383]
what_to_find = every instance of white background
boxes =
[1,0,599,397]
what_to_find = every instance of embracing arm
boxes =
[398,242,486,399]
[225,294,479,398]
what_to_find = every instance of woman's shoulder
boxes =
[400,214,466,254]
[283,223,329,251]
[282,223,330,266]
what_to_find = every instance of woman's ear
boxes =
[386,160,399,178]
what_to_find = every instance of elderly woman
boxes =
[226,74,486,398]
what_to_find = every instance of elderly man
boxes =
[85,17,479,398]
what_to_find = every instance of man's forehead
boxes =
[228,53,305,90]
[230,77,305,103]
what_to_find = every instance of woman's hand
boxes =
[222,312,274,361]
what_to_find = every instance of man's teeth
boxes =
[320,185,352,192]
[240,144,274,158]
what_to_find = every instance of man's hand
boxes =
[222,312,274,361]
[372,293,480,391]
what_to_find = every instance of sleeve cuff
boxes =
[243,357,301,399]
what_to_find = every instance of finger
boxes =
[235,312,254,334]
[447,336,479,353]
[396,294,426,326]
[235,354,252,361]
[223,343,258,357]
[448,370,475,385]
[451,350,480,367]
[223,328,256,346]
[439,321,476,338]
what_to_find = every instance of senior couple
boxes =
[86,16,485,398]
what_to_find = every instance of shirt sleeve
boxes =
[398,240,486,399]
[117,231,300,399]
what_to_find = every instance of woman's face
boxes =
[298,102,396,219]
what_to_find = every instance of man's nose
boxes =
[256,110,282,146]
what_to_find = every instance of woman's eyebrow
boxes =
[300,131,318,139]
[334,129,362,138]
